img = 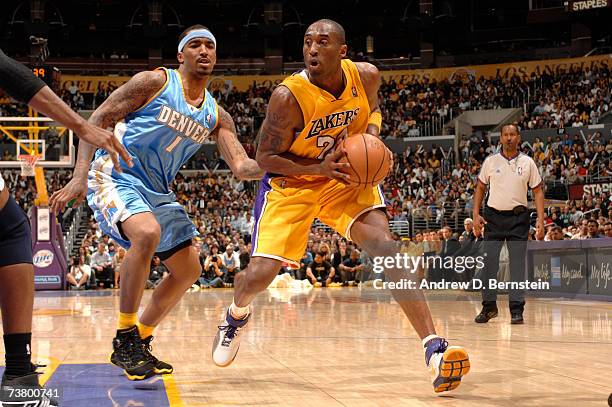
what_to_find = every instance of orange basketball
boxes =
[338,133,391,188]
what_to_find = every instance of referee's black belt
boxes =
[486,205,527,216]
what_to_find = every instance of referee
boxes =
[472,124,545,324]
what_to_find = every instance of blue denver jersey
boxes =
[92,67,218,193]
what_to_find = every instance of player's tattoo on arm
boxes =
[89,70,165,130]
[73,71,165,177]
[213,106,263,180]
[212,107,248,162]
[258,110,294,157]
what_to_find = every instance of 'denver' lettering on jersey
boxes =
[157,105,211,144]
[306,107,360,139]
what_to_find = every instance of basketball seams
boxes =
[344,145,361,186]
[371,147,386,185]
[342,134,388,188]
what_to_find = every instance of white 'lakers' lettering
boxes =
[157,105,211,144]
[306,108,360,139]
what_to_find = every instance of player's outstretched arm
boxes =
[212,106,264,180]
[0,49,132,170]
[256,86,350,183]
[50,70,165,212]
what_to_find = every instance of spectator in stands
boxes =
[587,219,603,239]
[90,243,113,288]
[107,242,116,258]
[221,245,240,285]
[548,226,565,241]
[238,243,250,271]
[112,246,125,289]
[66,255,91,289]
[318,242,331,261]
[78,246,90,265]
[306,252,335,287]
[572,220,589,240]
[297,250,314,281]
[604,222,612,238]
[339,250,364,286]
[148,256,169,288]
[331,240,350,282]
[201,246,225,288]
[239,212,255,236]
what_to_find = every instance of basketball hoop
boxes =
[18,154,41,177]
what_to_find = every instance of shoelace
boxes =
[141,338,159,362]
[218,324,239,347]
[130,337,147,361]
[425,338,449,366]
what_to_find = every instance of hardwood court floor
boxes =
[18,287,612,406]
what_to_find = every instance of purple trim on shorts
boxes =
[250,173,272,255]
[378,184,388,206]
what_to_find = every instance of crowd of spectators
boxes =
[0,62,610,290]
[516,66,610,130]
[2,60,607,146]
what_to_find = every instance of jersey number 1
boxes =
[166,136,183,153]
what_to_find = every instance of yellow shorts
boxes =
[251,174,386,268]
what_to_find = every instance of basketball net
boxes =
[18,154,41,177]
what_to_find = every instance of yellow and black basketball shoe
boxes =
[110,326,156,380]
[141,336,173,374]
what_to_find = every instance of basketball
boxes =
[338,133,391,188]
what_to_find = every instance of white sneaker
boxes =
[212,309,250,367]
[425,337,470,393]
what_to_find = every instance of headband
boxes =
[178,29,217,52]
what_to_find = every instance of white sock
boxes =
[422,334,440,348]
[230,301,250,320]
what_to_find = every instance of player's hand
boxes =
[387,148,394,175]
[536,218,545,241]
[76,122,133,172]
[473,214,487,238]
[49,178,88,213]
[319,148,351,184]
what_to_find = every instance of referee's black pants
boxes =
[481,206,529,312]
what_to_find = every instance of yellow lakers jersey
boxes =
[280,59,370,164]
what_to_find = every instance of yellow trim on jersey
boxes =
[134,67,169,113]
[213,101,220,131]
[175,69,208,110]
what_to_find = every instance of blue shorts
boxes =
[0,195,33,267]
[87,166,197,252]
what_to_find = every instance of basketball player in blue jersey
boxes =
[50,25,263,380]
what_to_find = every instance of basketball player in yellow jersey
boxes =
[212,19,470,393]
